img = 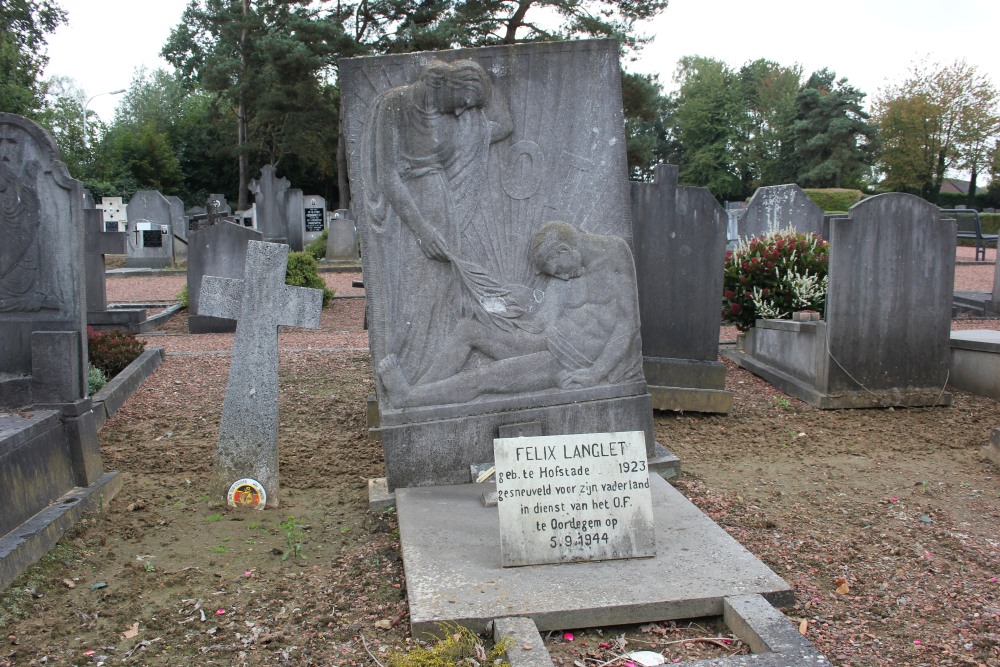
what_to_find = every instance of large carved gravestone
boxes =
[126,190,175,268]
[198,241,323,505]
[249,165,290,243]
[631,164,732,413]
[342,40,671,490]
[187,221,263,333]
[727,193,955,408]
[737,183,826,241]
[0,113,121,590]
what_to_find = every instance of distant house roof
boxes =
[941,178,970,194]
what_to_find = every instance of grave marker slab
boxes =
[342,39,672,490]
[727,193,954,408]
[738,184,824,241]
[249,165,289,243]
[303,195,327,247]
[198,241,323,505]
[187,221,263,333]
[97,196,126,232]
[325,209,357,260]
[84,208,126,313]
[286,188,304,250]
[630,164,732,413]
[125,190,175,268]
[495,430,654,566]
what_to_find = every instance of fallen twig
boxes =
[360,633,386,667]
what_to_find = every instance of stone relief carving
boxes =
[377,221,643,407]
[0,124,56,312]
[362,59,513,384]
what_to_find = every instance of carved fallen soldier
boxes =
[378,221,643,407]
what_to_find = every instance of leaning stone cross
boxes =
[198,240,324,507]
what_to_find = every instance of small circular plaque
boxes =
[227,478,266,510]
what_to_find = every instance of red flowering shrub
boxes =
[722,231,830,332]
[87,327,147,379]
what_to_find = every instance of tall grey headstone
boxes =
[248,165,290,243]
[729,193,955,408]
[325,208,358,260]
[303,194,327,247]
[738,184,824,241]
[198,240,323,505]
[342,39,668,490]
[187,221,263,333]
[285,188,304,250]
[165,195,188,262]
[0,115,116,589]
[630,164,732,413]
[126,190,175,268]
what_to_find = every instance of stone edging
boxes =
[91,348,165,430]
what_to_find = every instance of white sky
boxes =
[45,0,1000,122]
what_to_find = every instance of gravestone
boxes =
[325,209,358,260]
[285,188,304,250]
[83,206,148,330]
[727,193,955,408]
[303,195,327,247]
[342,39,671,490]
[0,113,121,590]
[207,194,232,216]
[738,183,825,241]
[249,165,290,243]
[165,195,188,262]
[198,241,323,505]
[494,430,655,566]
[630,164,732,413]
[187,221,263,333]
[98,196,126,232]
[125,190,175,268]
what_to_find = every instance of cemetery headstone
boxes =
[738,183,824,241]
[0,113,120,589]
[494,430,654,566]
[303,195,327,247]
[248,164,289,243]
[728,193,955,408]
[165,195,189,262]
[84,208,126,314]
[98,196,126,232]
[187,221,263,333]
[285,188,304,250]
[125,190,175,268]
[325,208,358,260]
[198,240,323,505]
[630,164,732,413]
[342,39,670,490]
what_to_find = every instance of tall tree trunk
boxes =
[503,0,532,43]
[237,0,250,211]
[968,168,978,207]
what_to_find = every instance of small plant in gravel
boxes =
[386,624,510,667]
[87,327,146,379]
[87,364,106,394]
[305,228,329,261]
[279,515,306,561]
[177,284,189,309]
[722,230,829,331]
[286,251,334,306]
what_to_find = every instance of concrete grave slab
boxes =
[949,330,1000,401]
[187,221,262,334]
[125,190,175,268]
[396,474,792,636]
[326,209,358,260]
[737,184,824,241]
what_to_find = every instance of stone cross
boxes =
[198,240,324,506]
[84,208,126,313]
[248,164,290,243]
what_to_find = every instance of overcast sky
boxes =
[45,0,1000,121]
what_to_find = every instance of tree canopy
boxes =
[0,0,66,115]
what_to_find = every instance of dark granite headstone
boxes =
[630,164,732,413]
[126,190,175,268]
[248,165,289,243]
[729,193,955,408]
[303,195,327,247]
[342,39,669,489]
[187,221,263,333]
[738,184,824,241]
[198,241,323,505]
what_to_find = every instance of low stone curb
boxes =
[492,596,829,667]
[92,348,165,431]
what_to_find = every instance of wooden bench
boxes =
[943,208,998,261]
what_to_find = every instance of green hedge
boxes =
[286,251,334,306]
[802,188,865,213]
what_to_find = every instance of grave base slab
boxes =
[644,357,733,414]
[396,475,793,637]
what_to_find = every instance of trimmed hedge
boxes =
[802,188,865,212]
[285,251,334,306]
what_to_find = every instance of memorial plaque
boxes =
[494,431,655,567]
[304,207,324,233]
